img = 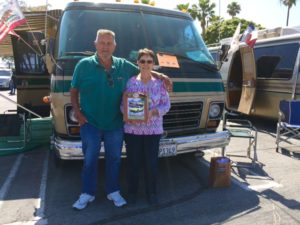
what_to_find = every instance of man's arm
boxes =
[70,88,87,125]
[151,71,173,92]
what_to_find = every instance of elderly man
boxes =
[71,29,171,210]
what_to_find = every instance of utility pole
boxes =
[218,0,221,42]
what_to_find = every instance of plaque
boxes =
[123,92,148,122]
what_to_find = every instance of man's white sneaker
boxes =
[107,191,127,207]
[72,193,95,210]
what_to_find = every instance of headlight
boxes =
[209,104,221,118]
[68,108,78,123]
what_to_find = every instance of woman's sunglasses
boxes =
[139,59,153,64]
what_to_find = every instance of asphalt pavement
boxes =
[0,90,300,225]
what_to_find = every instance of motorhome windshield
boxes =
[57,9,214,65]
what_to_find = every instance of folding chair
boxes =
[222,112,258,167]
[276,100,300,152]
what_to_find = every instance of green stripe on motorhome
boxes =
[52,80,224,93]
[173,82,224,92]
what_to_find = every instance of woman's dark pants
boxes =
[125,133,161,199]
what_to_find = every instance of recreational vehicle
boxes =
[214,26,300,120]
[6,2,229,159]
[45,2,230,160]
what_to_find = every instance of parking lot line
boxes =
[34,150,49,222]
[0,154,23,210]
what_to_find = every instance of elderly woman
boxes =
[122,48,170,205]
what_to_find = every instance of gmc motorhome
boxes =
[44,2,229,160]
[214,26,300,120]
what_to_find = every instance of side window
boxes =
[254,43,299,79]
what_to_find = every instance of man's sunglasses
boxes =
[139,59,153,64]
[105,71,114,87]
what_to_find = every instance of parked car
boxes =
[0,68,12,89]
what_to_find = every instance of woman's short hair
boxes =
[137,48,155,61]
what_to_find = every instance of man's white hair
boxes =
[95,29,116,44]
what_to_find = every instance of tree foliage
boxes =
[189,0,216,37]
[176,3,190,12]
[227,1,241,18]
[141,0,150,4]
[205,18,264,45]
[279,0,299,26]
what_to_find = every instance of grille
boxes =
[163,101,203,131]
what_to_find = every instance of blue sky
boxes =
[26,0,300,29]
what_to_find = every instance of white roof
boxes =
[217,25,300,46]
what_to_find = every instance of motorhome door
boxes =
[11,31,50,117]
[237,46,257,114]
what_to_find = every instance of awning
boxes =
[0,10,62,57]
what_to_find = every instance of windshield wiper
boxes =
[64,51,95,56]
[157,52,218,72]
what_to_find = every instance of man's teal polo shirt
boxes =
[71,54,139,130]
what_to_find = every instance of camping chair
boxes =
[0,110,27,151]
[276,100,300,153]
[222,112,258,167]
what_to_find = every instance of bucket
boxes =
[209,157,231,188]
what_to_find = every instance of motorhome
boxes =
[9,2,230,160]
[214,26,300,120]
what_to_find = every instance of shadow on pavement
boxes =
[45,153,260,225]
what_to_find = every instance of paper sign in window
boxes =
[156,53,179,68]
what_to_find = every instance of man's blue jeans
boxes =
[80,123,123,196]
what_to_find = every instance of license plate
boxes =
[158,143,177,157]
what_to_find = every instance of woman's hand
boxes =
[147,109,159,122]
[126,120,140,125]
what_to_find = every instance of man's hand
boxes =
[151,71,173,92]
[70,88,88,126]
[161,73,173,92]
[75,111,88,126]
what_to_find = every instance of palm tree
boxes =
[176,3,190,13]
[280,0,298,26]
[227,2,241,18]
[189,0,216,36]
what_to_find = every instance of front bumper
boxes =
[54,131,230,160]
